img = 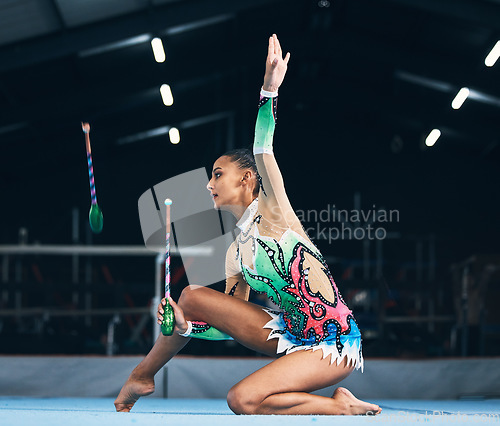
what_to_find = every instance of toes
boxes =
[366,405,382,415]
[114,402,133,412]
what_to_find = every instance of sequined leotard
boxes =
[187,91,363,370]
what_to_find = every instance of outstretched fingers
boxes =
[284,51,291,65]
[273,34,281,55]
[268,35,274,58]
[269,34,290,66]
[263,34,290,92]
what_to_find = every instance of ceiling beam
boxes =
[288,27,497,100]
[0,0,284,73]
[49,0,67,30]
[0,71,230,133]
[289,76,499,146]
[387,0,500,30]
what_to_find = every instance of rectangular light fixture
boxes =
[169,127,180,144]
[451,87,470,110]
[485,40,500,67]
[425,129,441,147]
[160,84,173,106]
[151,37,166,63]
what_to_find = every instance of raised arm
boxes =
[254,35,297,227]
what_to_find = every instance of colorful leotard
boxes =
[186,92,363,371]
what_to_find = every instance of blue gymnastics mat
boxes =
[0,397,498,426]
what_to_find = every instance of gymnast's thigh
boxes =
[230,349,354,401]
[179,285,279,357]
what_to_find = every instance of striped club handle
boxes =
[82,123,97,206]
[164,198,172,298]
[87,153,97,205]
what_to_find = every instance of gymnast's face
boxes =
[207,156,253,210]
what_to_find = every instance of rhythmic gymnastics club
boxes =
[161,198,175,335]
[81,122,103,233]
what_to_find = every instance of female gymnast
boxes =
[115,34,381,416]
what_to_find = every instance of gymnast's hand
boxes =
[263,34,290,93]
[157,297,190,335]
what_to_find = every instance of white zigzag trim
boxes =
[263,309,364,372]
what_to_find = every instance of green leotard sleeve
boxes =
[182,244,241,341]
[254,96,277,155]
[253,93,305,232]
[188,321,232,341]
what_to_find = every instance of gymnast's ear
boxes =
[241,169,255,184]
[241,170,259,196]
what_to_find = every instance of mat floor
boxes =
[1,397,498,425]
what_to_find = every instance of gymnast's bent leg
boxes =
[176,287,380,415]
[114,285,279,412]
[227,350,380,415]
[115,285,379,415]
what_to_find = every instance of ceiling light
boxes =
[169,127,180,144]
[451,87,469,110]
[151,37,166,63]
[425,129,441,147]
[160,84,173,106]
[485,40,500,67]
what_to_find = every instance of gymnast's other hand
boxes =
[263,34,290,93]
[157,297,189,335]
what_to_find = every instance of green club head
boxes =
[89,204,103,233]
[161,302,175,336]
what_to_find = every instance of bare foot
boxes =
[114,372,155,412]
[332,387,381,415]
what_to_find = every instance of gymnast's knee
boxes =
[177,285,205,315]
[226,384,260,415]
